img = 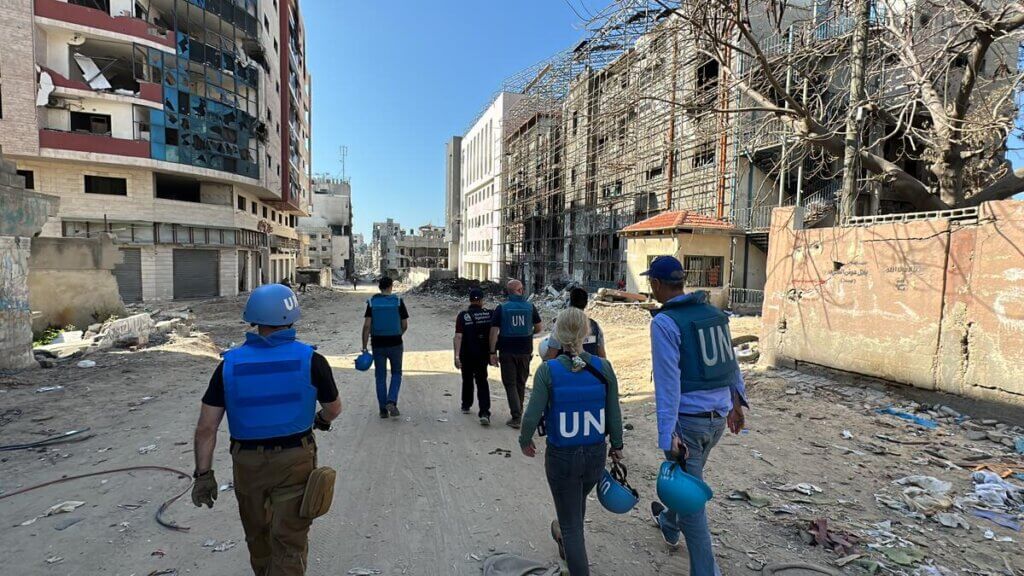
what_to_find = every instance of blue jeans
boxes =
[659,415,727,576]
[545,442,607,576]
[373,345,403,409]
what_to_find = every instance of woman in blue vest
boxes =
[519,308,625,576]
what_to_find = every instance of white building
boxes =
[298,178,353,279]
[459,92,524,281]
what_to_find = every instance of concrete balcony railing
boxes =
[35,0,175,49]
[39,128,149,158]
[40,66,162,105]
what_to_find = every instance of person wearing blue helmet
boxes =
[519,307,624,576]
[190,283,342,576]
[642,256,748,576]
[361,276,410,418]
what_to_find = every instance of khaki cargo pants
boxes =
[231,437,316,576]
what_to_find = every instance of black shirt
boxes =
[363,297,410,348]
[455,305,493,359]
[490,302,542,355]
[202,352,339,407]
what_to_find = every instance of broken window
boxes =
[696,58,719,95]
[237,195,246,211]
[155,173,201,202]
[84,175,127,196]
[17,170,34,190]
[692,141,715,168]
[71,112,112,135]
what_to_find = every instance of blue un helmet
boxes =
[354,351,373,372]
[598,462,640,514]
[656,456,714,516]
[243,284,301,327]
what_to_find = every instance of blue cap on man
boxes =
[640,255,686,282]
[242,283,301,326]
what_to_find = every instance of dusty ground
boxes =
[1,286,1022,575]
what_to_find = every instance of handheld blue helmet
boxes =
[243,284,300,326]
[598,462,640,514]
[354,351,373,372]
[657,458,713,516]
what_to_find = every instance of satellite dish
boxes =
[68,34,86,46]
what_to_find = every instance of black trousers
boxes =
[460,356,491,417]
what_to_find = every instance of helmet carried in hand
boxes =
[243,284,300,326]
[354,351,373,372]
[656,459,713,516]
[598,462,640,514]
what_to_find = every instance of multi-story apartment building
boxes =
[443,135,461,272]
[395,224,447,274]
[298,177,353,279]
[459,92,524,282]
[0,0,312,301]
[370,218,402,278]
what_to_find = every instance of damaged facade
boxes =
[0,0,313,302]
[298,177,354,281]
[371,219,448,279]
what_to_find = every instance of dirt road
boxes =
[2,287,1021,575]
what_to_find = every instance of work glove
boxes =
[191,470,218,508]
[314,410,331,432]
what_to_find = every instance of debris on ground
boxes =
[203,539,236,553]
[410,277,503,301]
[804,518,858,555]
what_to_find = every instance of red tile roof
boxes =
[619,210,737,235]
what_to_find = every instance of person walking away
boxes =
[641,256,747,576]
[362,276,409,418]
[454,288,493,426]
[489,279,542,428]
[351,275,359,291]
[544,287,606,360]
[191,284,342,576]
[519,308,624,576]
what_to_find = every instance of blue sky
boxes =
[306,1,599,238]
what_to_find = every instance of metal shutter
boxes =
[113,248,143,303]
[173,249,219,299]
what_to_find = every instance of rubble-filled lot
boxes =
[1,287,1021,575]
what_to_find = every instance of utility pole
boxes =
[840,0,872,223]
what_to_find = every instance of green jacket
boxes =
[519,352,624,450]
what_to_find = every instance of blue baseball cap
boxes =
[469,288,484,300]
[640,256,686,282]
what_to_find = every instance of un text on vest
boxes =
[560,408,605,438]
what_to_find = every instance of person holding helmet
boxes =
[642,255,748,576]
[191,283,342,576]
[489,279,542,428]
[543,287,606,360]
[518,308,624,576]
[454,288,493,426]
[362,276,409,418]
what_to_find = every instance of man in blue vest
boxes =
[489,279,542,428]
[191,283,342,576]
[642,256,748,576]
[362,276,410,418]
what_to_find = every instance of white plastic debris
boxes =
[77,360,97,368]
[45,501,85,516]
[137,444,157,454]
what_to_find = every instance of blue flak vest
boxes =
[545,356,607,448]
[222,329,316,441]
[500,295,533,338]
[369,294,402,337]
[658,291,740,393]
[583,319,601,355]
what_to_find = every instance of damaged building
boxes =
[0,0,313,301]
[298,177,354,282]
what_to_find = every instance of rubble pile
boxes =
[33,309,195,367]
[411,277,504,302]
[587,302,653,327]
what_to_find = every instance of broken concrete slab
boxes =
[96,313,155,347]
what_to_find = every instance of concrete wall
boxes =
[761,201,1024,405]
[28,234,125,333]
[406,267,456,286]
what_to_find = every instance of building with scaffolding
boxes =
[0,0,312,301]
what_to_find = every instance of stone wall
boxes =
[28,234,125,333]
[761,201,1024,405]
[0,147,57,369]
[406,267,456,287]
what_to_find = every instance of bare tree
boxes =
[666,0,1024,212]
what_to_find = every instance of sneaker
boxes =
[386,403,400,417]
[506,417,521,429]
[479,416,490,426]
[379,409,389,419]
[550,520,565,560]
[651,501,680,548]
[461,408,471,414]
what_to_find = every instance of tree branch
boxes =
[963,161,1024,206]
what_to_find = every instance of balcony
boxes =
[35,0,174,49]
[39,128,149,158]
